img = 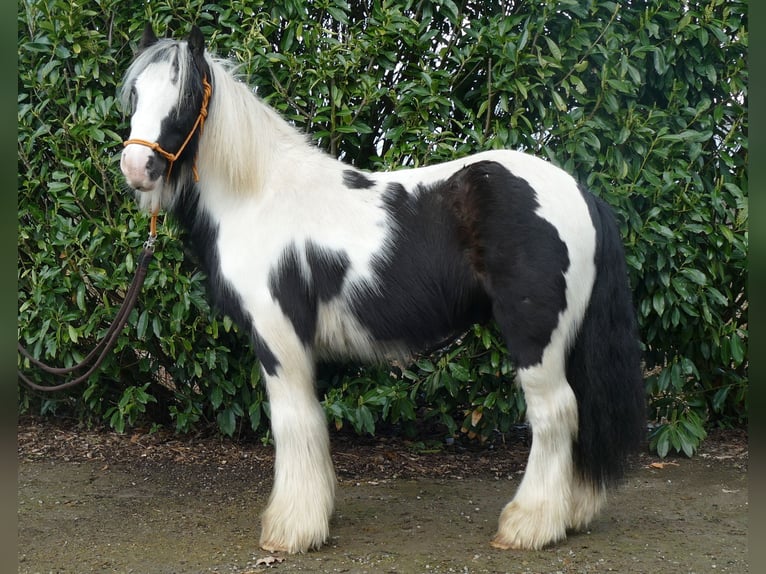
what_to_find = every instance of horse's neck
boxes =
[196,67,320,198]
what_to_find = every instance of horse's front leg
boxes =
[256,330,335,553]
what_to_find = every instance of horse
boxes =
[119,24,645,554]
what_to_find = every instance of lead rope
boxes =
[17,212,159,392]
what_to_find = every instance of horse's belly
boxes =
[314,297,408,362]
[314,275,491,363]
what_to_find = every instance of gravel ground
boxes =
[18,418,748,573]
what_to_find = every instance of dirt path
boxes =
[17,420,748,574]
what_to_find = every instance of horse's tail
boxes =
[567,193,645,487]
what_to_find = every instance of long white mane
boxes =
[198,54,312,195]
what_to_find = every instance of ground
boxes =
[18,417,748,574]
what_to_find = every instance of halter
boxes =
[123,75,212,182]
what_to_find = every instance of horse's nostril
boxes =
[146,153,167,180]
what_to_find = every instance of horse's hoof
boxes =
[490,533,550,551]
[489,536,516,550]
[491,500,568,551]
[259,540,290,553]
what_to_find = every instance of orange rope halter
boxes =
[124,75,212,182]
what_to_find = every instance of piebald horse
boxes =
[120,24,644,553]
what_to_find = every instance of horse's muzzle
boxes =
[121,144,165,192]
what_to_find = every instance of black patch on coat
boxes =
[306,241,350,302]
[268,244,315,345]
[342,169,375,189]
[268,241,351,345]
[348,182,493,351]
[381,181,408,210]
[350,161,570,368]
[443,161,570,368]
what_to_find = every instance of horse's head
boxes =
[120,24,211,196]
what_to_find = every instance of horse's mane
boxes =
[121,39,314,201]
[200,54,313,195]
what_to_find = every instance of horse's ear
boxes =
[139,23,158,51]
[188,25,205,62]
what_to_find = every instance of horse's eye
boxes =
[130,86,137,110]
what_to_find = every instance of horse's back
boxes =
[374,149,597,246]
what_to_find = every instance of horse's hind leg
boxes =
[490,340,579,550]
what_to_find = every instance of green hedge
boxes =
[18,0,747,456]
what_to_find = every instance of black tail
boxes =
[567,192,646,486]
